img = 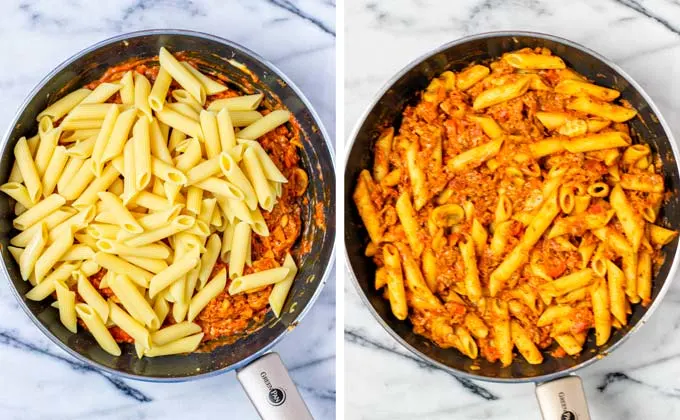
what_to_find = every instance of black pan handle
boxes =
[237,352,314,420]
[535,375,591,420]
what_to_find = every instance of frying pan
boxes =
[1,30,335,420]
[344,31,680,419]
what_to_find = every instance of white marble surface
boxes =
[345,1,680,419]
[0,1,335,419]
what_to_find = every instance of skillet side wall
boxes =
[1,32,335,379]
[345,34,680,380]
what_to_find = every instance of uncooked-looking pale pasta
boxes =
[354,47,677,367]
[3,46,309,358]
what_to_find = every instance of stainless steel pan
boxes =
[1,29,335,420]
[344,31,680,419]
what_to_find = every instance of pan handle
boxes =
[535,375,591,420]
[237,352,314,420]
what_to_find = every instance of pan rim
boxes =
[343,29,680,384]
[0,28,336,382]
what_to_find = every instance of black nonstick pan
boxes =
[344,31,680,419]
[1,30,335,420]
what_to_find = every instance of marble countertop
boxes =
[345,1,680,419]
[0,1,335,419]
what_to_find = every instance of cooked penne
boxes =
[395,192,423,258]
[241,147,275,211]
[55,279,77,333]
[650,224,678,245]
[266,253,297,318]
[503,52,565,69]
[511,320,543,364]
[637,249,652,305]
[80,83,122,105]
[151,321,202,346]
[208,93,263,112]
[159,47,205,104]
[108,273,159,329]
[490,299,512,367]
[473,76,531,110]
[228,222,251,279]
[119,71,135,104]
[0,182,34,210]
[145,333,203,357]
[590,277,611,346]
[75,270,109,322]
[37,89,91,122]
[610,184,644,251]
[448,138,503,172]
[148,249,199,298]
[99,108,137,170]
[180,62,227,95]
[197,233,221,289]
[25,263,78,301]
[200,110,221,158]
[188,268,226,322]
[132,117,152,190]
[237,110,290,140]
[34,226,75,283]
[216,107,236,152]
[228,267,290,295]
[14,137,43,202]
[563,132,630,153]
[219,152,257,210]
[459,239,481,302]
[76,303,121,356]
[148,67,173,111]
[124,215,195,247]
[554,334,582,356]
[155,107,203,139]
[134,73,153,121]
[457,65,490,90]
[489,190,559,296]
[382,244,407,320]
[71,164,120,208]
[94,252,153,288]
[108,300,152,349]
[19,223,48,280]
[555,79,619,101]
[567,96,637,122]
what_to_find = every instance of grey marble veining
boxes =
[0,1,335,419]
[345,1,680,419]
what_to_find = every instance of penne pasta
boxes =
[159,47,205,104]
[108,273,159,329]
[55,279,77,333]
[237,110,290,140]
[188,268,226,322]
[38,89,91,122]
[503,52,565,69]
[208,94,263,112]
[567,96,637,122]
[148,249,199,298]
[75,270,109,322]
[76,303,121,356]
[145,332,203,357]
[108,300,152,349]
[148,67,173,111]
[228,267,290,295]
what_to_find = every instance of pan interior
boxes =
[345,33,679,380]
[1,31,335,379]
